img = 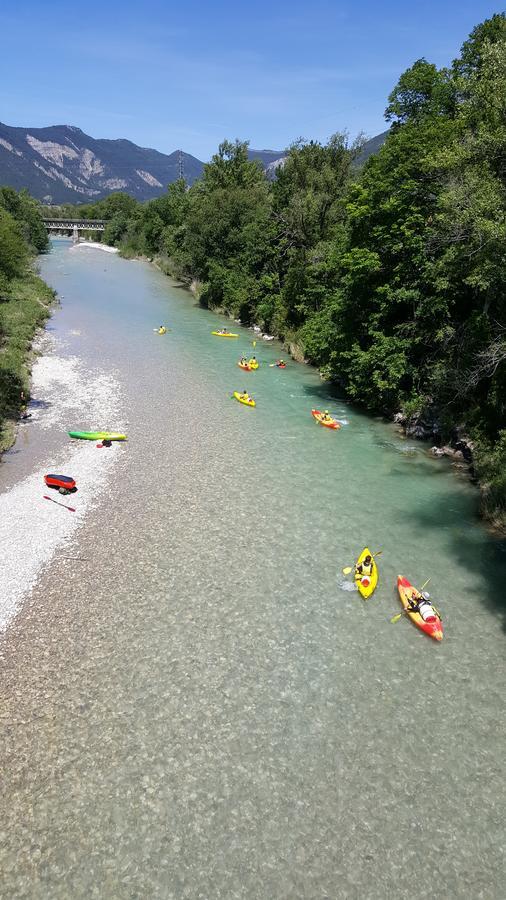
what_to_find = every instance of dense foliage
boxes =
[0,188,52,446]
[48,15,506,527]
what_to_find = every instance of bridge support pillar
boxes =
[72,225,79,243]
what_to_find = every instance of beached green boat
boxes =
[68,431,127,442]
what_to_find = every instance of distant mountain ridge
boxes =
[0,122,205,203]
[0,122,387,203]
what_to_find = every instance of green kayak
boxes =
[68,431,127,442]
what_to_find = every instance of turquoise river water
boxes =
[0,240,505,898]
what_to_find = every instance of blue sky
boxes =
[0,0,500,159]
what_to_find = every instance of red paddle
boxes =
[43,494,76,512]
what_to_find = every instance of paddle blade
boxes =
[390,613,403,624]
[342,566,353,575]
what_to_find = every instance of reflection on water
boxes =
[0,241,504,899]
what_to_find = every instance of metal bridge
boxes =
[42,218,106,242]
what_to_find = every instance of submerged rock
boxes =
[431,445,464,461]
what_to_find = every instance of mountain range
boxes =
[0,121,387,204]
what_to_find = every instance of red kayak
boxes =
[397,576,443,641]
[44,474,77,495]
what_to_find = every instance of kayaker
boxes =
[249,356,257,365]
[356,554,374,577]
[321,410,333,423]
[240,390,249,400]
[406,592,440,622]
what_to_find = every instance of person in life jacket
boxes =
[407,591,439,622]
[355,554,373,578]
[320,410,333,423]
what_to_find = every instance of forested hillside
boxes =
[53,15,506,528]
[0,187,53,448]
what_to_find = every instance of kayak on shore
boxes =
[68,431,127,442]
[44,474,77,495]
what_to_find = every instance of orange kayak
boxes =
[397,576,443,641]
[311,409,340,429]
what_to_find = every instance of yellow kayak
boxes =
[354,547,378,599]
[232,391,256,407]
[211,331,238,338]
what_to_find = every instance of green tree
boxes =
[0,207,28,292]
[0,187,48,253]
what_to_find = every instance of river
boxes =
[1,239,504,898]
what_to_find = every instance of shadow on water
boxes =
[387,462,463,479]
[28,398,52,410]
[400,489,506,633]
[301,380,348,405]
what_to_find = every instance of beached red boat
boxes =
[44,474,77,494]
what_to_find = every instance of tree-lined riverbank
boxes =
[45,13,506,531]
[0,187,53,451]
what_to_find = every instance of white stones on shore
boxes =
[70,242,119,254]
[0,337,125,633]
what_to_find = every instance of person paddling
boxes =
[355,554,373,578]
[406,591,440,622]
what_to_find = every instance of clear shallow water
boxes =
[1,241,505,898]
